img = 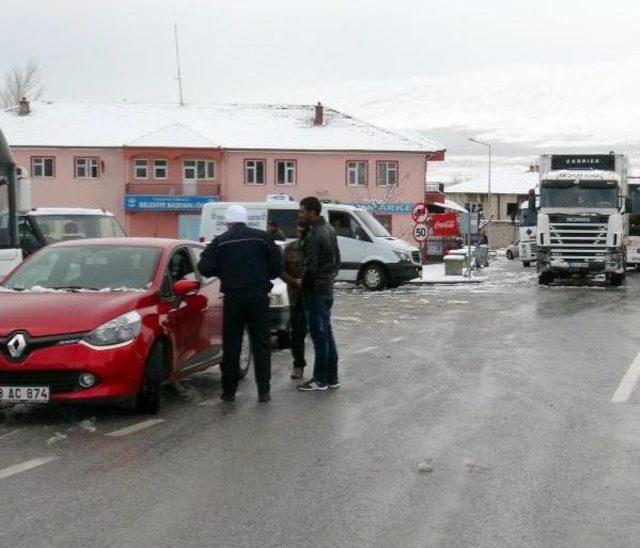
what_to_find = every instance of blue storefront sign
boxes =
[351,202,414,214]
[125,195,219,212]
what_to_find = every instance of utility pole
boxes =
[174,19,184,106]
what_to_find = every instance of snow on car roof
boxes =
[0,101,443,153]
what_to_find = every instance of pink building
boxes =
[1,101,444,240]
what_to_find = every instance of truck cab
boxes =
[536,169,625,285]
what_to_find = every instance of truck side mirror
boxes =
[528,189,536,210]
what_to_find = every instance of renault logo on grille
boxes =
[7,334,27,358]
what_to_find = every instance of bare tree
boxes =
[0,59,44,108]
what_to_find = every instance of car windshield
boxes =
[353,210,390,237]
[3,246,160,291]
[540,181,618,208]
[31,214,126,243]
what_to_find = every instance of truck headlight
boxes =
[393,250,411,262]
[83,311,142,347]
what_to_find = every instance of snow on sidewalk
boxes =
[409,263,488,285]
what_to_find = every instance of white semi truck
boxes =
[535,154,628,286]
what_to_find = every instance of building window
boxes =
[506,202,519,221]
[376,161,398,186]
[154,159,168,180]
[275,160,296,185]
[183,160,215,180]
[31,157,55,178]
[75,157,99,179]
[465,202,483,214]
[134,159,148,179]
[245,159,265,185]
[347,161,368,186]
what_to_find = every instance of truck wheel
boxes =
[135,342,164,414]
[523,261,531,267]
[538,272,554,286]
[361,263,387,291]
[609,273,624,287]
[239,330,252,380]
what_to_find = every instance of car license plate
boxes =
[0,386,50,403]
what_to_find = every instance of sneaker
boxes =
[328,381,341,389]
[290,367,304,380]
[220,392,235,402]
[297,380,328,392]
[258,393,271,403]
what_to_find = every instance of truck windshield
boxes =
[519,207,537,227]
[540,182,618,209]
[353,210,390,237]
[32,215,126,243]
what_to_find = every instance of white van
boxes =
[199,201,422,290]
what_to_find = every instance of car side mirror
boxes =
[173,279,201,298]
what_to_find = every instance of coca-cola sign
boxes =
[430,212,459,236]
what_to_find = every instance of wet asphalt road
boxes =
[2,257,640,547]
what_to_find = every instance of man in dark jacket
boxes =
[197,204,283,402]
[296,197,341,392]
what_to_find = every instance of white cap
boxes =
[225,204,248,224]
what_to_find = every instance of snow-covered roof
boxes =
[0,101,443,153]
[446,171,538,195]
[27,208,116,216]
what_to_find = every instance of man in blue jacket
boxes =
[197,205,283,402]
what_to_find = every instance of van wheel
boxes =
[135,342,164,414]
[608,273,625,287]
[506,250,513,260]
[361,263,387,291]
[239,330,252,380]
[523,261,531,267]
[538,272,554,286]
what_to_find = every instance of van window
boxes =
[32,215,126,243]
[267,209,298,239]
[329,211,369,241]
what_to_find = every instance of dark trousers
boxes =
[221,290,271,395]
[302,290,338,385]
[290,297,307,369]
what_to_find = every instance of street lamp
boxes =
[468,137,492,204]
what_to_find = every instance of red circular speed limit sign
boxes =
[412,202,429,223]
[413,222,428,242]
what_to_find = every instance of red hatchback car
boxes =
[0,238,245,413]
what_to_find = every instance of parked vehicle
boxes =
[17,208,126,256]
[0,238,235,413]
[518,197,537,267]
[536,153,628,286]
[506,241,519,260]
[199,200,422,290]
[626,179,640,269]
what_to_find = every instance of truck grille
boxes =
[548,216,608,260]
[0,371,93,393]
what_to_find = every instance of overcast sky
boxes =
[1,0,639,105]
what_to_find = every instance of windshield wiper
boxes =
[48,285,100,292]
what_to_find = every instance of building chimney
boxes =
[314,102,324,126]
[18,97,30,116]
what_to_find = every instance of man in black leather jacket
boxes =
[198,204,282,402]
[296,196,341,392]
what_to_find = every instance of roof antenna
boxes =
[173,2,184,106]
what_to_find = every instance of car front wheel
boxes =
[135,342,164,414]
[239,330,252,379]
[506,250,513,260]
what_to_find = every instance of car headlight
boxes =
[393,250,411,262]
[83,311,142,347]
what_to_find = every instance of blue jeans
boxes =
[302,291,338,385]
